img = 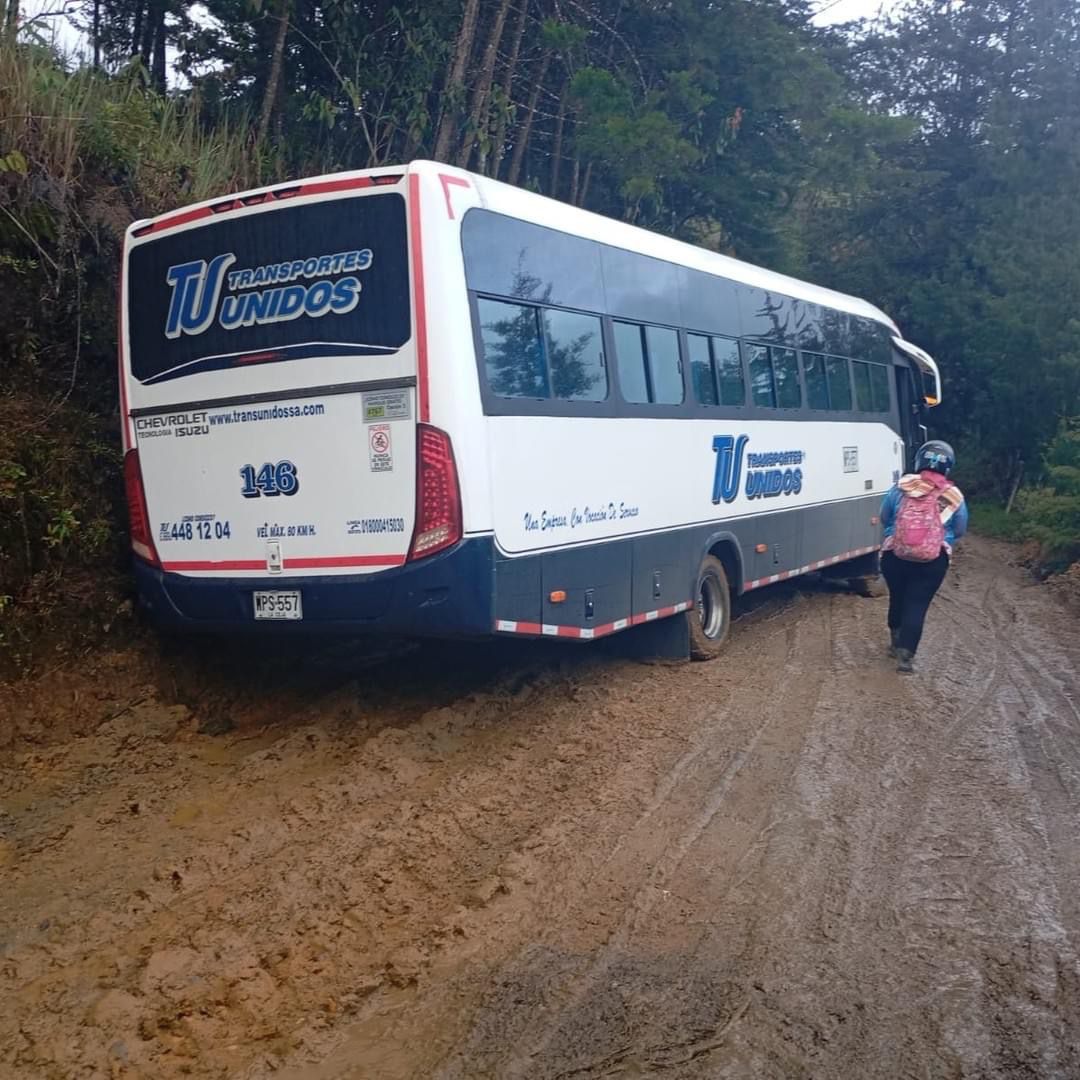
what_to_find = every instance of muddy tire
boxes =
[688,556,731,661]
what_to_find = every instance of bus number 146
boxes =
[239,461,300,499]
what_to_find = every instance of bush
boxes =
[0,39,283,668]
[968,501,1028,543]
[969,418,1080,578]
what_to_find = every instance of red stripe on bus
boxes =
[161,554,405,572]
[409,172,430,423]
[117,270,132,447]
[139,177,374,236]
[143,206,214,235]
[235,351,284,364]
[295,176,374,198]
[162,559,267,571]
[438,173,471,219]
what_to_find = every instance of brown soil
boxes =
[2,535,1079,1079]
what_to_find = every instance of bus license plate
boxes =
[253,591,302,620]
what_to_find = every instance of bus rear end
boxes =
[120,170,483,635]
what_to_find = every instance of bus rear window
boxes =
[126,193,410,385]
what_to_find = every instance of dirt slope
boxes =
[2,536,1078,1079]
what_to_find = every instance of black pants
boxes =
[880,550,949,656]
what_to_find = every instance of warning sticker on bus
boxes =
[369,424,393,472]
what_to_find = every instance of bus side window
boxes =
[645,326,684,404]
[746,344,776,408]
[614,322,683,404]
[868,362,891,412]
[853,360,889,412]
[542,308,608,402]
[688,333,719,405]
[477,297,549,398]
[771,347,802,409]
[825,356,853,410]
[713,336,745,406]
[689,333,743,407]
[613,321,649,403]
[804,352,829,410]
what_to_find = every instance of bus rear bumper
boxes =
[132,537,495,638]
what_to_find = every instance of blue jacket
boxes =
[881,482,968,551]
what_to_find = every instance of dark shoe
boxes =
[896,648,914,674]
[887,628,901,658]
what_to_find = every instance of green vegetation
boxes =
[969,420,1080,571]
[0,0,1078,663]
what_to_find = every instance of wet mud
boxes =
[2,536,1078,1078]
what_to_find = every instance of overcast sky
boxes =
[812,0,899,25]
[24,0,901,63]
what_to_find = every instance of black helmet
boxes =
[915,440,955,476]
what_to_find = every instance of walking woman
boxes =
[879,441,968,673]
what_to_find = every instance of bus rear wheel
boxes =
[689,555,731,661]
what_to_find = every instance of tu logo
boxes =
[711,434,749,504]
[164,254,237,340]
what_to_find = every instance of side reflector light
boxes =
[408,424,462,560]
[123,449,159,566]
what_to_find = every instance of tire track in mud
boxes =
[973,577,1080,1077]
[888,573,1080,1080]
[828,573,1008,931]
[423,598,840,1079]
[275,589,836,1080]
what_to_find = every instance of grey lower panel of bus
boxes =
[494,494,883,631]
[134,495,882,640]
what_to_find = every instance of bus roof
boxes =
[445,162,899,336]
[127,161,895,334]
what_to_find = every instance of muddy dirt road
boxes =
[2,536,1079,1079]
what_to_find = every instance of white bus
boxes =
[120,160,941,659]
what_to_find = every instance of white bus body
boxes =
[120,161,939,653]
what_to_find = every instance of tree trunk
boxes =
[151,2,167,92]
[457,0,513,170]
[550,81,569,199]
[579,160,593,206]
[1005,458,1024,514]
[491,0,530,178]
[433,0,481,163]
[569,156,580,205]
[3,0,18,35]
[92,0,101,68]
[131,2,144,57]
[139,1,155,69]
[257,0,290,145]
[507,49,550,187]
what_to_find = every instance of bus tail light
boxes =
[124,449,159,566]
[409,424,462,560]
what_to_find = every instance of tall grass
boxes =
[0,39,290,669]
[1,43,277,215]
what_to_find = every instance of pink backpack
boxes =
[893,491,948,561]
